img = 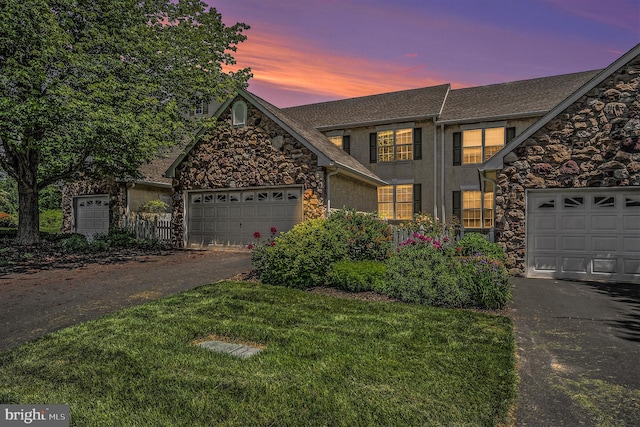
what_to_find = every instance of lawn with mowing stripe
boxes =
[0,281,517,426]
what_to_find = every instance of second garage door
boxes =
[527,189,640,283]
[187,186,304,247]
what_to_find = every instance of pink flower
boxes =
[247,244,254,250]
[253,231,261,238]
[269,241,276,246]
[270,227,277,234]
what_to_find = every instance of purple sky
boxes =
[208,0,640,107]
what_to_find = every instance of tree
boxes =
[0,0,251,244]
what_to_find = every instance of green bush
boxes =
[0,212,16,228]
[326,208,393,261]
[39,210,62,233]
[95,227,137,248]
[386,242,470,308]
[326,260,387,293]
[458,256,512,309]
[60,234,90,253]
[252,219,349,289]
[457,233,506,262]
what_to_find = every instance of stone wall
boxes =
[61,178,127,233]
[171,98,326,246]
[495,55,640,275]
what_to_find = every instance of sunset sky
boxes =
[209,0,640,108]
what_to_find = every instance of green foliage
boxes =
[95,227,138,248]
[0,212,16,228]
[0,0,251,244]
[0,178,17,215]
[39,210,61,233]
[326,208,393,261]
[457,233,507,262]
[326,260,387,293]
[386,236,511,309]
[252,219,349,289]
[139,199,169,214]
[60,234,90,253]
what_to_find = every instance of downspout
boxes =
[481,172,498,242]
[440,123,446,223]
[325,166,339,213]
[432,117,438,219]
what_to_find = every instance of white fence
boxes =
[121,215,172,242]
[391,224,494,248]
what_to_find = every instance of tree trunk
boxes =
[16,181,41,245]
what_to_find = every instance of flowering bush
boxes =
[247,227,277,250]
[398,212,458,240]
[456,233,506,262]
[386,232,511,309]
[326,208,393,261]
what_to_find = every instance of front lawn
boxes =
[0,281,517,426]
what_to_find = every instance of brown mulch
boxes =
[0,238,176,276]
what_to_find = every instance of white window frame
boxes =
[461,190,494,229]
[460,122,506,165]
[376,124,414,162]
[378,184,413,221]
[232,101,247,127]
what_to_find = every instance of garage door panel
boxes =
[75,195,109,239]
[527,189,640,283]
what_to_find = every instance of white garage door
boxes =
[527,189,640,283]
[187,186,304,247]
[75,195,109,239]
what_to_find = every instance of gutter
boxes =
[315,114,439,132]
[435,110,548,126]
[325,165,340,212]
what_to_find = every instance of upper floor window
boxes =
[453,126,515,165]
[191,101,208,116]
[327,135,351,154]
[232,101,247,127]
[370,127,421,163]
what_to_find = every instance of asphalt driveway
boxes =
[0,250,252,353]
[511,277,640,426]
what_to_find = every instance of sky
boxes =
[208,0,640,108]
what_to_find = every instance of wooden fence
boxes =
[121,215,172,242]
[391,224,495,248]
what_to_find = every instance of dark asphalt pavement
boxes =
[510,277,640,426]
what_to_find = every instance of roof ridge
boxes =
[450,69,603,92]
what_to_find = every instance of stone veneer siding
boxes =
[62,178,127,233]
[171,98,326,246]
[495,55,640,275]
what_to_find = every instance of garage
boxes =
[187,186,304,247]
[527,189,640,283]
[74,195,109,239]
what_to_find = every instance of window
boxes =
[453,190,494,229]
[453,126,515,165]
[327,135,351,154]
[232,101,247,127]
[191,101,208,116]
[370,128,421,163]
[377,184,420,221]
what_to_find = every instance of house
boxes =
[163,90,386,248]
[480,43,640,283]
[62,43,640,283]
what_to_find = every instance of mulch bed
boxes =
[0,238,176,276]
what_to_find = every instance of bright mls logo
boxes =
[0,405,69,427]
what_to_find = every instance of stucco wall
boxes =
[127,184,172,213]
[329,173,378,212]
[171,97,327,246]
[495,54,640,275]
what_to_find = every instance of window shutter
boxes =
[369,133,377,163]
[413,184,422,215]
[452,191,461,222]
[453,132,462,166]
[413,128,422,160]
[506,127,516,143]
[343,135,351,154]
[203,102,209,115]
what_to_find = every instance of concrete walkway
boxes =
[510,277,640,426]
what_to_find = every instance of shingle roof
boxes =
[438,70,601,124]
[244,91,386,185]
[283,84,450,129]
[137,147,181,186]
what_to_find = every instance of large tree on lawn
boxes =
[0,0,250,244]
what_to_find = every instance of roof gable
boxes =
[482,43,640,172]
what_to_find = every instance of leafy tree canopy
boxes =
[0,0,251,243]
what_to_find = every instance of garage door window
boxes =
[564,197,584,208]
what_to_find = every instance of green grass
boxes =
[0,281,517,426]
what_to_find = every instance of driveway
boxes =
[511,277,640,426]
[0,250,252,353]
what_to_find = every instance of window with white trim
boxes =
[453,190,494,229]
[232,101,247,127]
[453,126,515,165]
[378,184,414,221]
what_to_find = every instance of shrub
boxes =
[326,208,393,261]
[60,234,90,253]
[457,233,506,262]
[139,199,169,214]
[95,227,137,248]
[459,256,512,309]
[386,242,470,308]
[326,260,387,293]
[39,210,62,233]
[252,219,349,289]
[0,212,16,228]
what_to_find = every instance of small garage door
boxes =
[187,186,304,247]
[527,189,640,283]
[75,195,109,239]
